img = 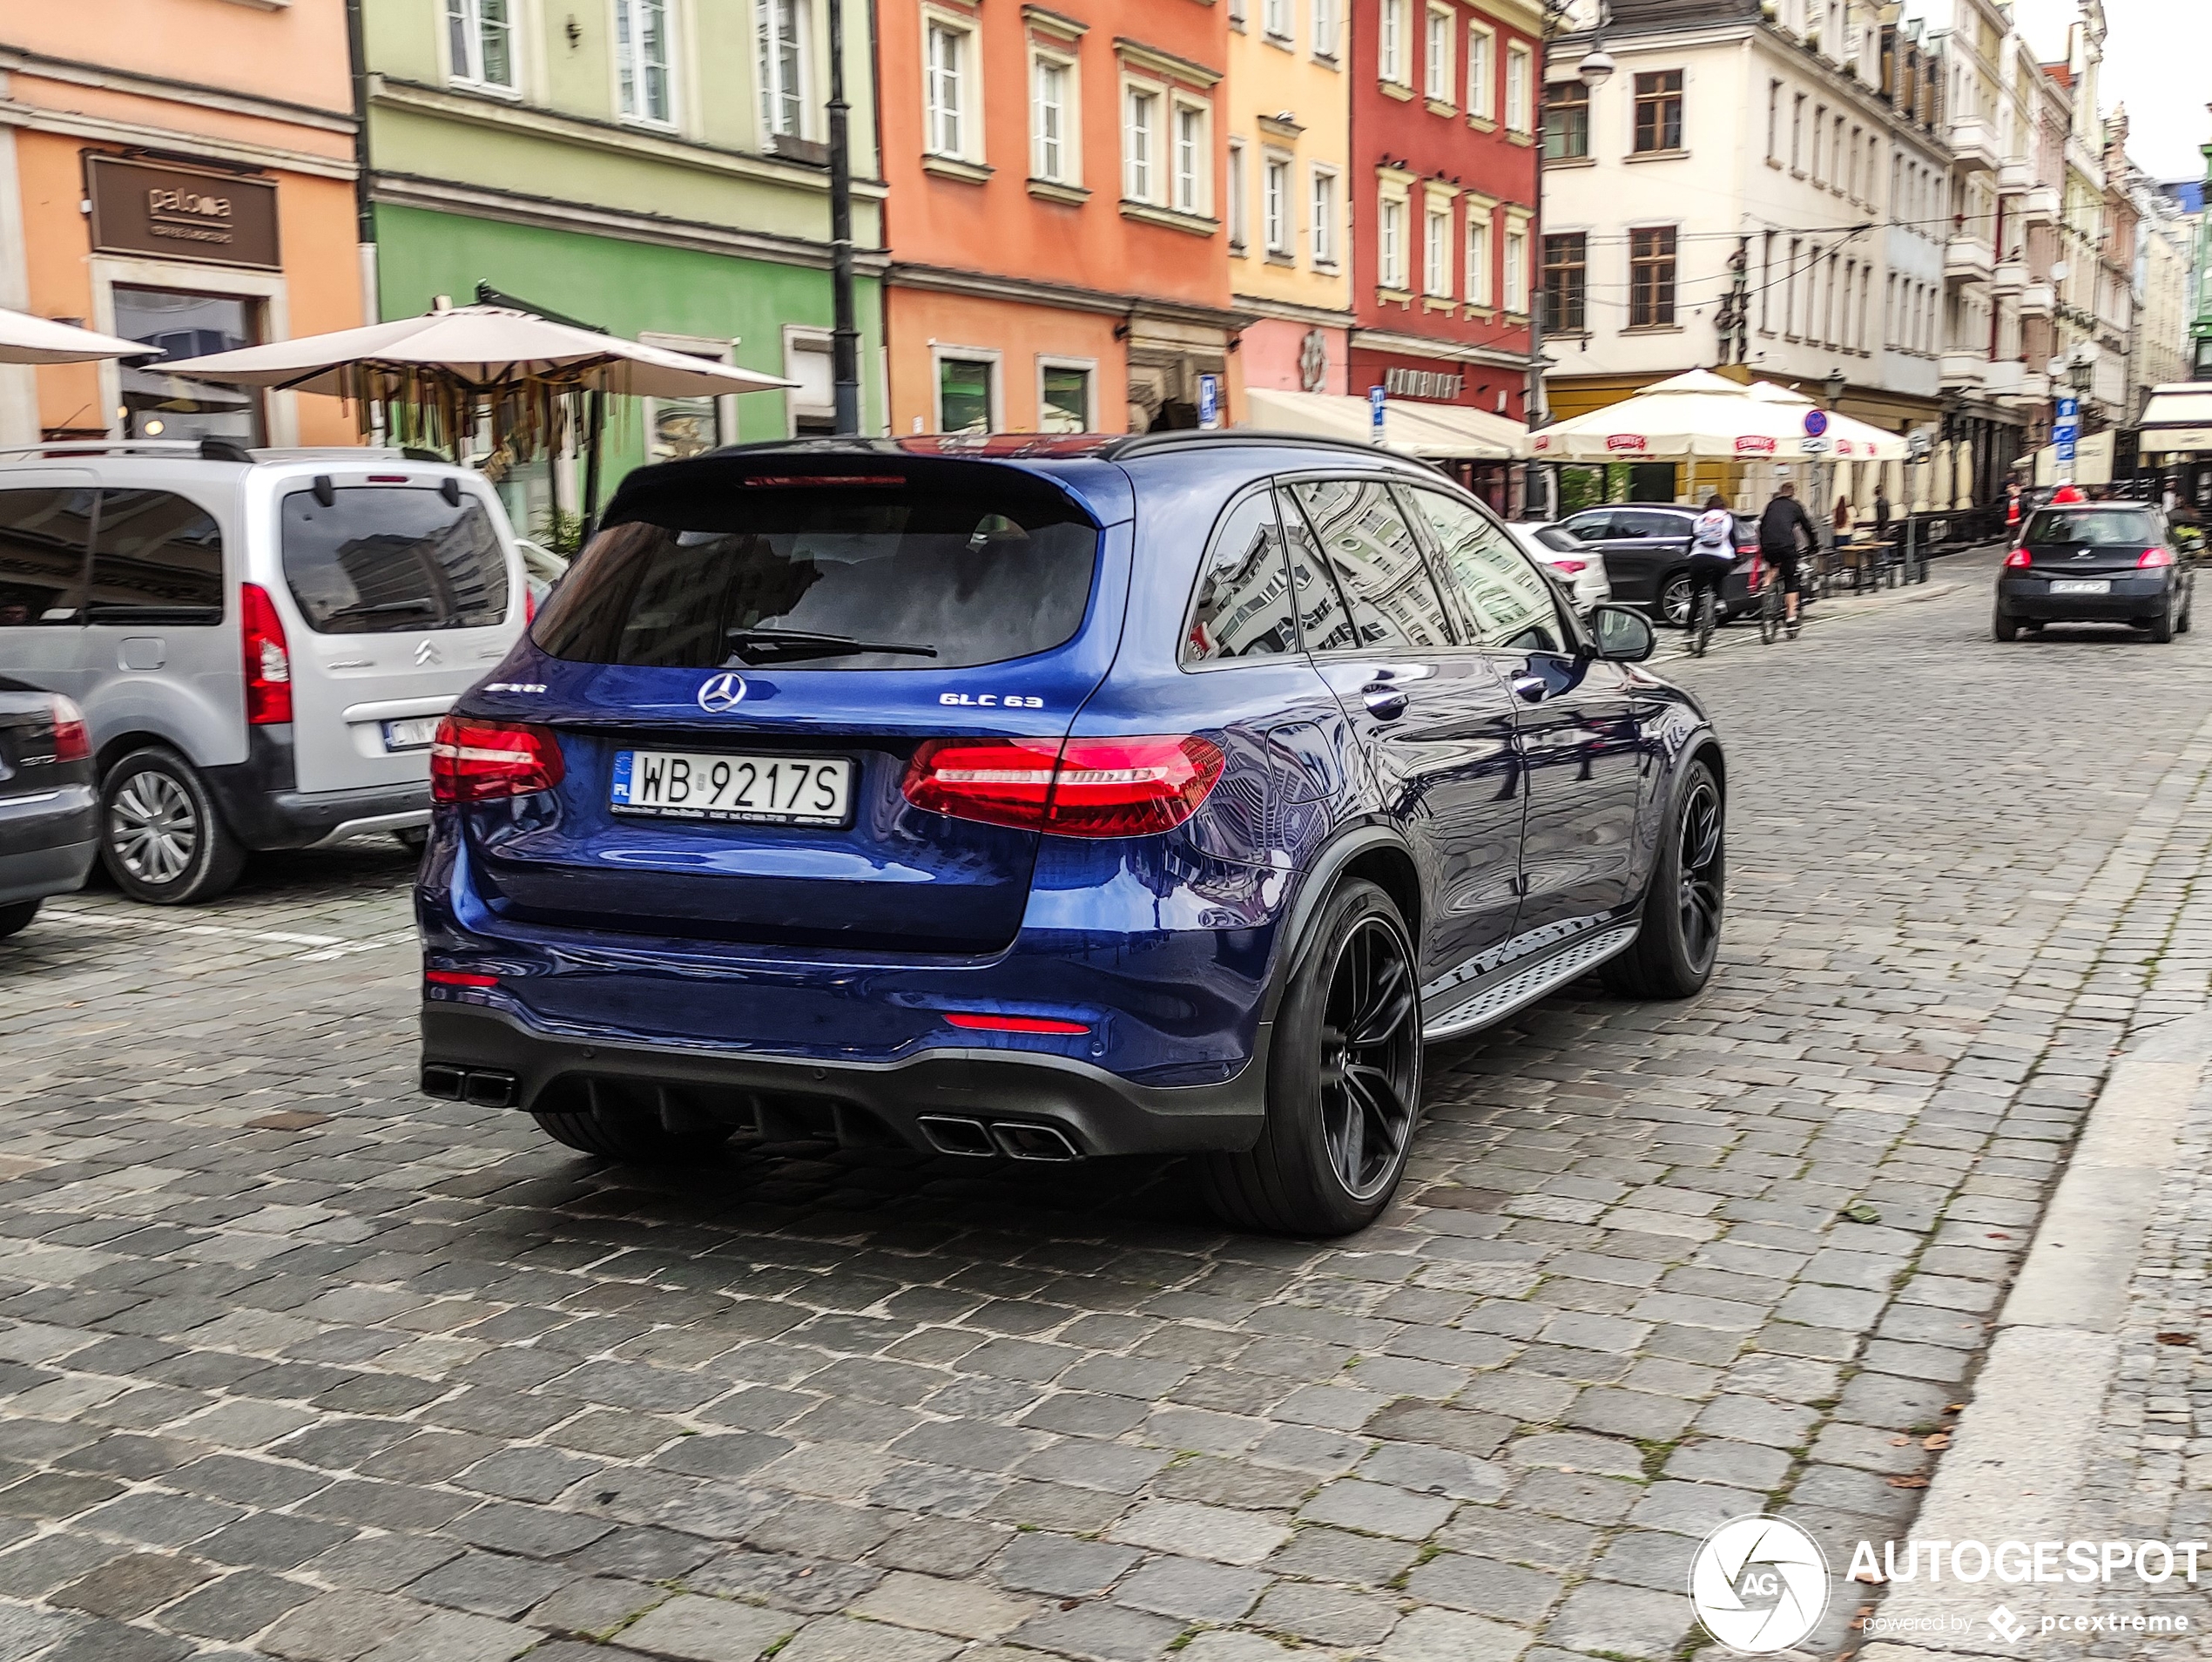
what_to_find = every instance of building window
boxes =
[1264,0,1292,41]
[1425,7,1453,103]
[758,0,806,137]
[1379,0,1407,84]
[1312,0,1339,60]
[1503,224,1527,314]
[1379,194,1407,290]
[1542,81,1588,159]
[1541,232,1586,332]
[1032,53,1073,181]
[1466,213,1491,307]
[1226,138,1248,249]
[1424,203,1452,296]
[1504,44,1531,132]
[1466,27,1493,120]
[1311,166,1338,265]
[1632,70,1683,152]
[448,0,515,89]
[1791,92,1804,169]
[1759,230,1774,330]
[1124,87,1157,200]
[1765,78,1779,159]
[615,0,672,123]
[1846,123,1861,198]
[925,19,970,157]
[1264,155,1291,254]
[1039,361,1092,433]
[1629,226,1676,327]
[937,355,995,434]
[1784,237,1799,337]
[1173,102,1205,214]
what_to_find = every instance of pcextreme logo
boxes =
[1689,1516,1830,1653]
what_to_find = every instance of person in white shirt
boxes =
[1685,493,1735,625]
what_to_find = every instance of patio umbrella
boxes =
[1743,381,1906,462]
[158,304,794,520]
[1530,371,1905,463]
[0,306,161,365]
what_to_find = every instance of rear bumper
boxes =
[0,784,97,904]
[1998,574,2173,622]
[207,727,429,850]
[421,999,1269,1159]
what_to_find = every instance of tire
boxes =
[531,1106,732,1164]
[1657,571,1693,628]
[0,899,38,940]
[99,747,246,905]
[1203,879,1423,1237]
[1993,608,2019,642]
[1604,759,1723,1001]
[1758,581,1783,645]
[2151,596,2175,644]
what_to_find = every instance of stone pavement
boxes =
[0,547,2209,1662]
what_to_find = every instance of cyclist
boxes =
[1685,493,1734,651]
[1757,480,1819,638]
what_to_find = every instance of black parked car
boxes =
[0,676,96,939]
[1557,503,1762,626]
[1995,503,2195,642]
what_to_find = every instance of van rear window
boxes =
[532,479,1099,671]
[280,486,509,634]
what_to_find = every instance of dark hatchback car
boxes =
[1996,503,2195,641]
[1556,503,1761,626]
[417,434,1728,1235]
[0,676,96,939]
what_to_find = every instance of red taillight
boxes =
[944,1011,1091,1035]
[2140,547,2175,568]
[429,716,565,803]
[1548,557,1588,575]
[901,735,1226,838]
[2004,547,2033,568]
[47,695,89,763]
[523,585,537,625]
[240,582,292,725]
[424,970,500,988]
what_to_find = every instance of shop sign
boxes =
[86,155,280,272]
[1384,367,1467,402]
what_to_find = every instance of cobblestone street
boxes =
[6,547,2212,1662]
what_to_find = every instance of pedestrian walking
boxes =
[1758,480,1817,637]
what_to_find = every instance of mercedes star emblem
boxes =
[697,672,748,713]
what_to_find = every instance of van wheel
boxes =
[1202,879,1422,1237]
[531,1108,732,1165]
[1605,760,1723,999]
[99,748,245,905]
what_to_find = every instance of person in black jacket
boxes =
[1758,482,1819,636]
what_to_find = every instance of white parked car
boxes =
[0,439,529,903]
[1504,520,1613,614]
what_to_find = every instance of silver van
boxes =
[0,441,527,902]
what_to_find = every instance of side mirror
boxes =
[1588,604,1655,663]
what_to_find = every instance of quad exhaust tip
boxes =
[917,1115,1082,1161]
[421,1064,518,1109]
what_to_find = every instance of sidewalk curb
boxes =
[1853,1010,2212,1660]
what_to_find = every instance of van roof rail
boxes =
[0,441,411,463]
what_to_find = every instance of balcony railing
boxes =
[2019,280,2054,316]
[1991,259,2027,295]
[1945,233,1994,283]
[2014,370,2050,401]
[2022,184,2060,222]
[1997,159,2031,192]
[1983,360,2025,398]
[1948,115,1999,172]
[1939,348,1986,389]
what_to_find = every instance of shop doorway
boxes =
[111,287,262,444]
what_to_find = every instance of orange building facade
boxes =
[879,0,1242,436]
[0,0,364,448]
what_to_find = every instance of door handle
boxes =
[1361,679,1409,720]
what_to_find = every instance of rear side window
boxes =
[1185,491,1298,664]
[1563,512,1615,542]
[280,486,509,634]
[534,477,1098,671]
[1406,488,1566,654]
[0,488,95,626]
[90,490,223,624]
[2024,509,2159,546]
[1281,479,1453,652]
[1618,510,1687,537]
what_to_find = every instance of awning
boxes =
[1241,388,1529,461]
[2136,385,2212,454]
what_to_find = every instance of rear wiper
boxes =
[326,599,436,620]
[724,625,937,662]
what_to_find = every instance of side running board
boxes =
[1420,922,1640,1043]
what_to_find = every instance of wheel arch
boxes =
[95,730,189,780]
[1261,824,1423,1025]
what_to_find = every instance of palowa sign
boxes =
[86,155,281,273]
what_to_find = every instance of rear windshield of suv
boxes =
[532,477,1099,671]
[280,485,509,634]
[2024,509,2160,547]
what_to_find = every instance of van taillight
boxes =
[240,583,292,725]
[902,735,1226,838]
[48,695,89,763]
[429,716,565,803]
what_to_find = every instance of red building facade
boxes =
[1348,0,1543,436]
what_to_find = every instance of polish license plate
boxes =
[382,716,442,752]
[2049,579,2110,595]
[610,750,853,826]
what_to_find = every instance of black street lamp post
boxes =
[827,0,861,436]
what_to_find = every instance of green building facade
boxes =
[358,0,885,534]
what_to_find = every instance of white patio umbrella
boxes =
[0,306,161,366]
[1530,369,1905,463]
[158,304,795,521]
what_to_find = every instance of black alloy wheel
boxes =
[1606,760,1725,999]
[1203,879,1423,1236]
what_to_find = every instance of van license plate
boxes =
[382,717,442,751]
[611,750,853,826]
[2049,579,2110,595]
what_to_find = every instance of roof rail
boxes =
[1101,429,1444,466]
[0,441,411,463]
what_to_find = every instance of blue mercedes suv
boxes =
[417,433,1725,1235]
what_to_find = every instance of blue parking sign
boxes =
[1197,374,1220,430]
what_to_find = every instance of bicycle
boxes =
[1689,576,1718,658]
[1755,555,1784,645]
